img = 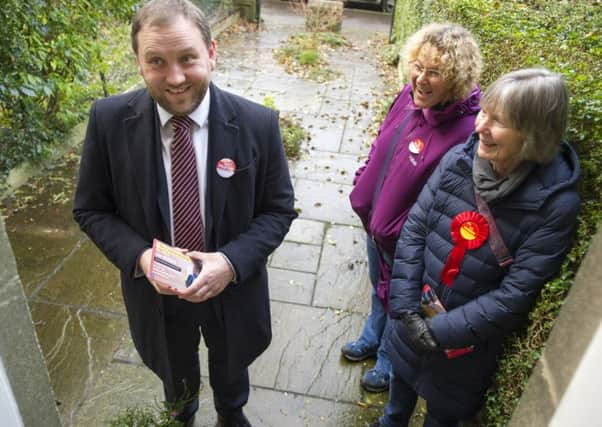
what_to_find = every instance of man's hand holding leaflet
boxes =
[147,239,201,291]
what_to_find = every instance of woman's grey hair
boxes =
[481,68,569,164]
[401,23,482,101]
[131,0,211,54]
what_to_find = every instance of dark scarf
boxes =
[473,154,535,202]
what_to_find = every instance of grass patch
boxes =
[298,49,319,65]
[280,115,306,160]
[273,32,351,82]
[263,95,307,160]
[107,406,183,427]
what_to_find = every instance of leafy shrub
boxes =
[280,116,306,160]
[381,41,402,67]
[0,0,139,184]
[389,0,602,425]
[262,94,277,111]
[262,95,306,160]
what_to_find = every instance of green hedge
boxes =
[391,0,601,425]
[0,0,140,184]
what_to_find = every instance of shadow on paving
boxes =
[0,1,432,425]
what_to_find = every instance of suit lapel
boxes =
[205,84,239,249]
[124,90,170,240]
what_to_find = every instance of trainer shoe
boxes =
[360,368,389,393]
[341,340,377,362]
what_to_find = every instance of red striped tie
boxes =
[171,115,204,251]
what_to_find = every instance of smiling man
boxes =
[73,1,297,426]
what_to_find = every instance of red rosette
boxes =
[450,211,489,249]
[441,211,489,286]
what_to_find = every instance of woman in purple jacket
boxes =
[342,23,482,392]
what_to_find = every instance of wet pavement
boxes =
[1,1,427,426]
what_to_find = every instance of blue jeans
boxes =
[355,236,392,376]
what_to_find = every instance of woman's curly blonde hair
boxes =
[400,23,482,101]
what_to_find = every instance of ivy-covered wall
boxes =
[391,0,432,44]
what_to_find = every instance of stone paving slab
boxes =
[304,114,346,152]
[319,97,352,117]
[29,302,128,425]
[214,67,258,85]
[37,239,124,314]
[270,89,323,115]
[244,301,368,402]
[313,225,371,312]
[270,241,322,273]
[268,267,316,305]
[245,387,381,427]
[289,150,362,186]
[71,362,166,427]
[4,202,81,297]
[341,119,373,155]
[254,74,306,93]
[293,179,360,226]
[284,218,325,245]
[320,80,353,101]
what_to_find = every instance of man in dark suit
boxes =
[73,1,296,425]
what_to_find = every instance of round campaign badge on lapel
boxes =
[216,158,236,178]
[408,139,424,154]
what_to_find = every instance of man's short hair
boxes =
[401,23,482,101]
[131,0,212,53]
[481,68,569,164]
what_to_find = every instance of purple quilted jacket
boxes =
[349,83,480,302]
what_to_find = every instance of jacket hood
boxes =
[460,133,581,210]
[415,86,481,127]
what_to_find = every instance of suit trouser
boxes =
[163,296,249,417]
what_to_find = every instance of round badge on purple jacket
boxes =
[216,158,236,178]
[409,139,424,154]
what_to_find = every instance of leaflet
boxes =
[149,239,200,290]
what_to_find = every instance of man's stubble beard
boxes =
[149,81,209,116]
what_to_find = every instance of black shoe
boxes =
[215,411,252,427]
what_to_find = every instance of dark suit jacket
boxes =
[73,84,297,381]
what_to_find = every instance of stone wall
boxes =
[509,224,602,426]
[0,217,61,426]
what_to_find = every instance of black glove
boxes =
[397,312,439,353]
